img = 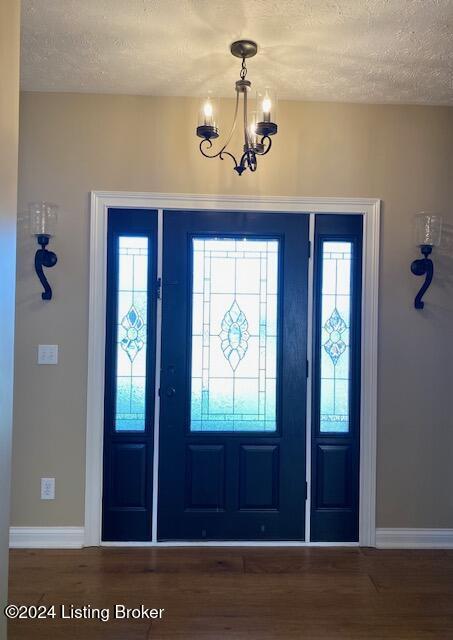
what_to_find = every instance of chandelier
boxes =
[196,40,277,176]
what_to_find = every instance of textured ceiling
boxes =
[21,0,453,104]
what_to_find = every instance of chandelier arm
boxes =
[198,90,240,160]
[237,147,257,174]
[248,149,257,171]
[199,139,240,170]
[219,148,241,169]
[219,88,240,153]
[199,138,220,159]
[243,81,251,150]
[255,135,272,156]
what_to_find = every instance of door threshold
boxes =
[100,540,360,547]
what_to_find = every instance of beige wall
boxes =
[12,92,453,531]
[0,0,20,636]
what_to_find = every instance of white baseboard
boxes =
[9,527,453,550]
[376,528,453,549]
[9,527,85,549]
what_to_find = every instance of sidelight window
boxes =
[114,236,149,431]
[319,241,352,433]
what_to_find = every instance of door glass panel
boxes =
[320,241,352,433]
[190,237,279,432]
[115,236,148,431]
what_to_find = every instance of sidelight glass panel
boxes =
[191,237,279,432]
[320,241,352,433]
[115,236,148,431]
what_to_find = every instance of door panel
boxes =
[111,443,147,508]
[158,210,309,541]
[239,445,279,510]
[316,444,350,508]
[186,445,226,509]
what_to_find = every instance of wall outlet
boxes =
[41,477,55,500]
[38,345,58,365]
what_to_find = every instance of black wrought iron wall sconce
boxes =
[410,213,442,309]
[29,202,58,300]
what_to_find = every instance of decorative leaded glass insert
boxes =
[191,237,279,432]
[115,236,148,431]
[320,241,352,433]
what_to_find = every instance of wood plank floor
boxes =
[8,547,453,639]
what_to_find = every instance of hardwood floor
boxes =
[8,547,453,639]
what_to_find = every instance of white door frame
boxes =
[85,191,380,547]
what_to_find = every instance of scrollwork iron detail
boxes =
[410,244,433,309]
[34,235,57,301]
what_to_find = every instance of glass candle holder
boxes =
[29,202,58,238]
[256,88,278,136]
[414,213,442,247]
[248,111,258,148]
[196,92,219,139]
[257,88,277,122]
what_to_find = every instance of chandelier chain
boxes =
[240,58,247,79]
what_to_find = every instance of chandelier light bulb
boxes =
[203,99,213,122]
[262,95,272,114]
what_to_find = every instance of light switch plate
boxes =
[41,477,55,500]
[38,344,58,365]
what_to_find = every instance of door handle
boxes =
[166,387,176,398]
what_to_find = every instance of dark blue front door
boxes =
[158,210,310,541]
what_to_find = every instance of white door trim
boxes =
[304,213,315,544]
[85,191,380,547]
